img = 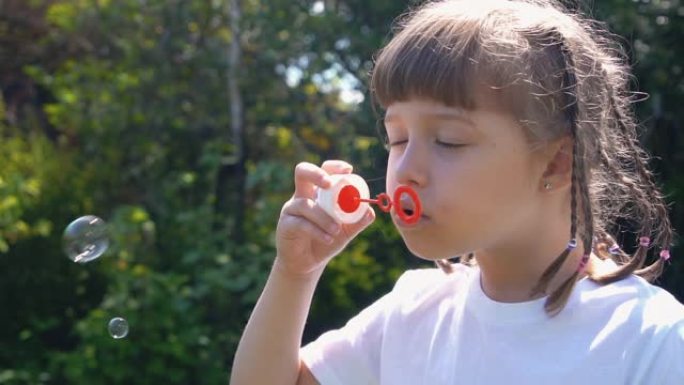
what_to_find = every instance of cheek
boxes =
[461,150,538,228]
[436,148,531,218]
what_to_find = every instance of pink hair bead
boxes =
[659,249,671,261]
[577,254,590,272]
[639,237,650,247]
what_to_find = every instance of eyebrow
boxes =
[384,110,475,127]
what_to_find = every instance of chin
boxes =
[402,239,451,261]
[400,234,469,261]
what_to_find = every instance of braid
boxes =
[534,31,673,316]
[593,82,673,282]
[595,230,628,264]
[435,258,455,273]
[594,141,653,281]
[438,252,478,274]
[545,102,592,316]
[530,35,583,308]
[461,252,477,267]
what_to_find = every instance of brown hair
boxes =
[370,0,674,316]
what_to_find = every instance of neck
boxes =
[473,204,596,303]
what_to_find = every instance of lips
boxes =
[393,202,429,227]
[401,206,415,217]
[390,186,427,226]
[398,196,424,217]
[394,213,428,228]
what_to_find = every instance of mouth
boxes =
[394,215,428,228]
[390,185,426,226]
[394,206,429,227]
[398,196,424,217]
[401,206,415,217]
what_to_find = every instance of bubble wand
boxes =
[317,174,422,225]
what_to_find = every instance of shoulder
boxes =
[581,273,684,333]
[634,277,684,327]
[601,277,684,383]
[618,275,682,324]
[570,272,684,383]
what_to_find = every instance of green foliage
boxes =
[0,131,52,253]
[49,270,226,384]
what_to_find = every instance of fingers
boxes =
[321,160,353,175]
[281,215,336,245]
[282,198,342,243]
[293,160,353,199]
[293,162,333,199]
[289,159,370,243]
[281,201,375,249]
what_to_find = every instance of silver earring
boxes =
[544,181,552,190]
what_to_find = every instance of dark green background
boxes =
[1,1,682,383]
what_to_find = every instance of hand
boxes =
[275,160,375,278]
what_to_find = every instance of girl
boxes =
[230,0,683,384]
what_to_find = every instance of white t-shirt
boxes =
[301,262,684,385]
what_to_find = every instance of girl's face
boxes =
[384,97,549,260]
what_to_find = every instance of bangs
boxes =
[369,2,551,125]
[371,15,484,110]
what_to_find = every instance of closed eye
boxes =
[435,140,465,148]
[388,140,408,147]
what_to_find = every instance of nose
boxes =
[393,141,428,187]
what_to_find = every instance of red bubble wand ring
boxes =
[337,184,423,225]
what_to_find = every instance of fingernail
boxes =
[328,224,340,234]
[324,234,334,244]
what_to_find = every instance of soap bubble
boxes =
[108,317,129,339]
[63,215,109,263]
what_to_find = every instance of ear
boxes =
[540,136,573,191]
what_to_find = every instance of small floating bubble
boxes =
[108,317,129,339]
[62,215,109,263]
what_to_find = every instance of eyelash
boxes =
[436,140,465,149]
[387,140,406,147]
[387,139,465,149]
